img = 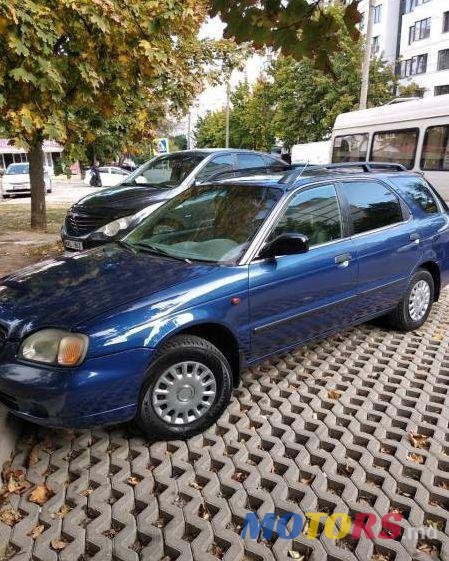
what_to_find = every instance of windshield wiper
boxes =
[132,243,193,263]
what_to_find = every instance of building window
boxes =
[373,4,382,24]
[372,36,380,55]
[409,18,431,43]
[443,12,449,33]
[359,12,365,30]
[404,0,432,14]
[435,85,449,96]
[438,49,449,71]
[399,54,428,77]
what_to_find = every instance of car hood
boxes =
[3,175,29,184]
[0,244,214,340]
[73,183,173,216]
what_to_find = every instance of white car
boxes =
[83,166,130,187]
[1,163,52,198]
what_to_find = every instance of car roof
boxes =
[172,148,285,158]
[211,170,424,192]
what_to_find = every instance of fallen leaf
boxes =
[51,538,67,551]
[29,485,53,505]
[327,390,341,400]
[127,476,140,487]
[28,525,45,539]
[103,528,117,539]
[408,453,425,464]
[54,504,71,519]
[6,470,31,495]
[417,541,439,556]
[409,432,429,449]
[232,471,248,483]
[28,445,40,467]
[198,503,211,520]
[0,506,23,527]
[288,551,304,560]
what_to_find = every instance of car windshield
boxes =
[6,163,29,175]
[121,152,207,189]
[125,184,282,264]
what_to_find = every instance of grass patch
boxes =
[0,204,69,234]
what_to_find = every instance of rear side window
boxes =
[371,129,419,169]
[388,176,439,214]
[341,181,404,235]
[237,153,266,169]
[332,134,368,163]
[421,126,449,171]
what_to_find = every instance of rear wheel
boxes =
[386,269,434,331]
[137,335,233,440]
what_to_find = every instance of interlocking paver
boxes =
[1,294,449,561]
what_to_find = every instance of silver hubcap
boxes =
[152,361,217,425]
[409,279,431,322]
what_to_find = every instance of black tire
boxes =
[136,335,233,440]
[386,268,434,331]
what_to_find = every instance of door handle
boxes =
[334,253,352,267]
[409,232,420,244]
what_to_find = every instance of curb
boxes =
[0,406,21,471]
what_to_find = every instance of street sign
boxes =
[156,138,169,154]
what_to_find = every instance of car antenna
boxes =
[296,160,310,179]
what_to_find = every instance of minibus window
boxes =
[371,129,419,170]
[421,126,449,171]
[332,134,368,163]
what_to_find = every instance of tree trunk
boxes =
[29,140,47,231]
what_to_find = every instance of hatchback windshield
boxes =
[6,163,29,175]
[122,153,206,189]
[125,184,282,263]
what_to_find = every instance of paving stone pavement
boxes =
[0,295,449,561]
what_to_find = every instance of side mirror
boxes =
[134,175,148,185]
[259,233,309,259]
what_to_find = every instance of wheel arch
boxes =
[417,260,441,301]
[153,322,244,387]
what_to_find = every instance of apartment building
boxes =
[356,0,449,97]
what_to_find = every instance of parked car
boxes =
[61,149,287,251]
[0,165,448,439]
[83,166,130,188]
[1,163,52,198]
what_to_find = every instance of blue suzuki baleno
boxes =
[0,166,448,439]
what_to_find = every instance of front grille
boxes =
[65,212,110,237]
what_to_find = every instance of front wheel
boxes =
[136,335,233,440]
[386,269,434,331]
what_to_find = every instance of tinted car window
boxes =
[388,176,439,214]
[421,125,449,171]
[196,154,234,181]
[270,184,343,247]
[332,134,368,163]
[237,153,266,169]
[342,181,404,235]
[371,129,419,169]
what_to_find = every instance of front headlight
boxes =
[19,329,89,367]
[97,216,134,237]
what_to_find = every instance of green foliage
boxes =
[211,0,361,69]
[195,80,275,150]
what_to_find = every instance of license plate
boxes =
[64,239,83,251]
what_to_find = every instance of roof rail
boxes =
[321,162,407,172]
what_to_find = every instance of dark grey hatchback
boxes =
[62,149,286,251]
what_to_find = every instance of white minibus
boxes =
[331,95,449,199]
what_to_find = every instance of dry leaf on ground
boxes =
[0,506,23,527]
[409,432,429,449]
[51,538,67,551]
[327,390,341,400]
[28,485,53,505]
[127,476,140,487]
[28,525,45,539]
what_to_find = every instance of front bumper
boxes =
[0,346,154,428]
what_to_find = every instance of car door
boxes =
[339,178,422,318]
[248,182,359,359]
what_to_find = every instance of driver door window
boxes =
[196,155,235,182]
[270,184,343,247]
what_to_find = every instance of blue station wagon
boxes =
[0,166,448,439]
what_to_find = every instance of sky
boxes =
[174,17,267,140]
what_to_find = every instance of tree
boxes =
[195,80,275,150]
[266,22,403,148]
[211,0,361,70]
[0,0,212,229]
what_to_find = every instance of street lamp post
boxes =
[360,0,375,110]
